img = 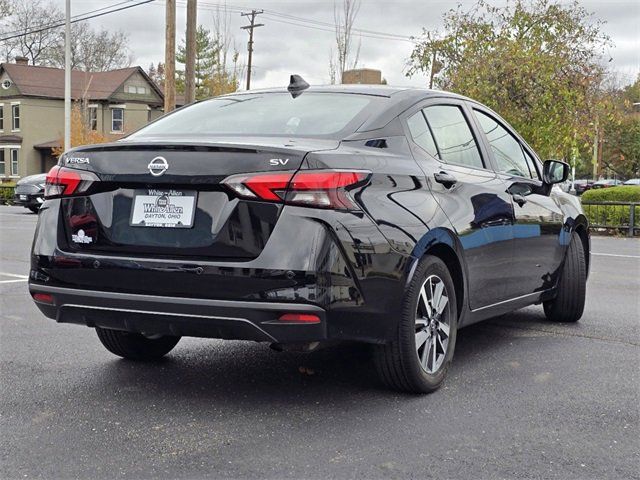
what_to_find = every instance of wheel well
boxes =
[424,244,465,319]
[574,224,590,277]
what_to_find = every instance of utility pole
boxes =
[185,0,197,104]
[64,0,71,152]
[240,9,264,90]
[164,0,176,113]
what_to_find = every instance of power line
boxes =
[0,0,156,43]
[0,0,136,37]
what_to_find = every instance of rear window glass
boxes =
[131,93,375,138]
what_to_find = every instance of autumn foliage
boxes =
[53,103,108,157]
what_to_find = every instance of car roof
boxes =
[220,83,468,101]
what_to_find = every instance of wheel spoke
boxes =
[415,317,429,328]
[419,285,432,317]
[438,321,450,337]
[415,330,429,351]
[435,293,448,315]
[420,337,430,368]
[432,281,444,313]
[431,334,438,369]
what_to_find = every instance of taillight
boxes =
[45,165,97,199]
[222,170,369,210]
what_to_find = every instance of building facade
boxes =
[0,57,165,181]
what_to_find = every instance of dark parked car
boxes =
[573,179,594,195]
[591,179,623,189]
[29,82,590,393]
[13,173,46,212]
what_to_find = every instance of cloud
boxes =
[49,0,638,87]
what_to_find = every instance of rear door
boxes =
[404,99,515,309]
[470,107,565,298]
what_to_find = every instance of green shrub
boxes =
[581,186,640,230]
[581,185,640,202]
[0,184,15,204]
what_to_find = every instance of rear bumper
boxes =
[29,284,327,343]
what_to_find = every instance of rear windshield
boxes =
[130,92,378,138]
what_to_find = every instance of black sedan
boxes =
[29,80,589,393]
[14,173,46,213]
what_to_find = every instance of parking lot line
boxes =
[0,272,29,284]
[592,252,640,259]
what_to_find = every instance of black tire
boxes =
[28,206,39,213]
[543,232,586,323]
[95,327,180,360]
[374,255,458,393]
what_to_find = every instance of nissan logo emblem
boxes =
[148,156,169,176]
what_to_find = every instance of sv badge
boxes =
[269,158,290,166]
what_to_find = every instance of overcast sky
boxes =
[51,0,639,89]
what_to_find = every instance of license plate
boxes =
[20,195,27,200]
[130,189,197,228]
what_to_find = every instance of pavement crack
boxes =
[486,322,640,347]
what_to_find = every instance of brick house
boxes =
[0,57,165,181]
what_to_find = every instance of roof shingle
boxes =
[0,64,151,100]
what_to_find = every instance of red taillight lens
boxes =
[45,165,96,199]
[32,293,54,304]
[278,313,321,324]
[222,170,369,210]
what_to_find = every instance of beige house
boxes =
[0,57,165,181]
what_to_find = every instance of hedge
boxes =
[0,183,15,205]
[581,185,640,231]
[581,185,640,202]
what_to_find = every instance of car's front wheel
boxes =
[95,327,180,360]
[375,255,458,393]
[543,232,586,323]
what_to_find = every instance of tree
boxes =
[407,0,611,162]
[48,21,132,71]
[208,4,240,96]
[2,0,62,65]
[147,62,165,90]
[601,76,640,178]
[329,0,361,84]
[52,103,108,157]
[176,25,218,99]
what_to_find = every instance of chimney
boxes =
[14,56,28,66]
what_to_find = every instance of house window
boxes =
[11,104,20,131]
[10,148,18,176]
[111,108,124,132]
[0,105,3,131]
[126,85,136,94]
[136,86,147,94]
[88,107,98,130]
[0,150,5,176]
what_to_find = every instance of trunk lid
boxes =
[58,137,338,260]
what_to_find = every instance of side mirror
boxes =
[543,160,569,185]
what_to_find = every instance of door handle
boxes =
[511,193,527,207]
[434,171,457,188]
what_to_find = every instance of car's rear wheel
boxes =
[375,255,458,393]
[28,206,39,213]
[543,232,586,323]
[95,327,180,360]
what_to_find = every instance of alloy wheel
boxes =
[415,274,451,374]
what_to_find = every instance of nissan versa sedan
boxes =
[29,80,589,393]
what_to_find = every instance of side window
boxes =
[474,109,534,179]
[406,110,439,158]
[522,148,540,180]
[422,105,484,169]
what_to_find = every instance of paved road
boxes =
[1,205,639,479]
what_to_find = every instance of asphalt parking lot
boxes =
[1,204,639,480]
